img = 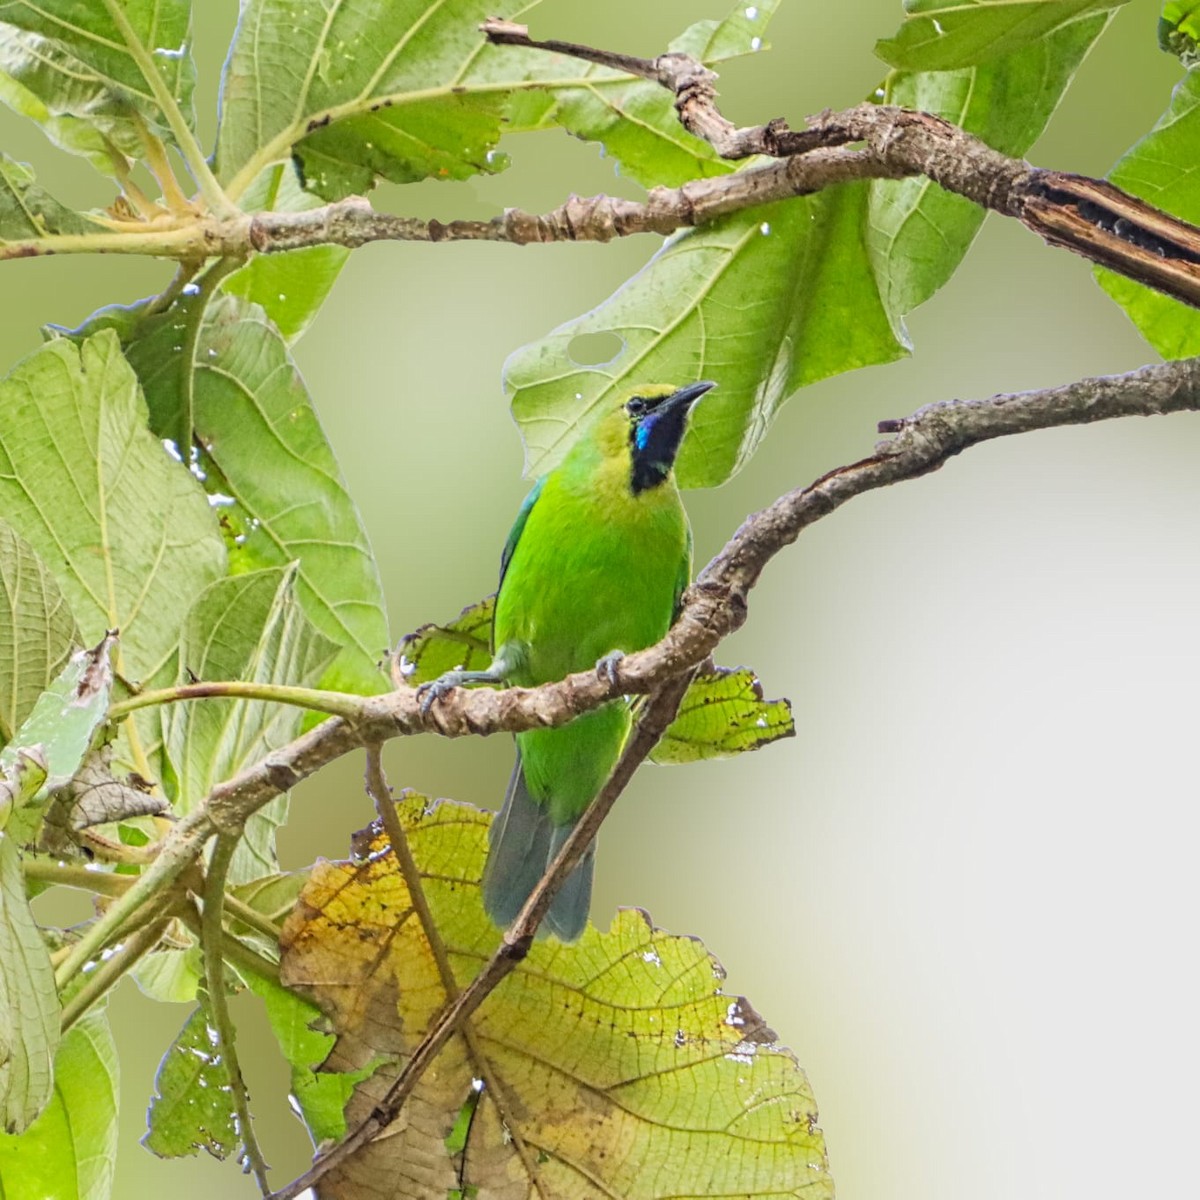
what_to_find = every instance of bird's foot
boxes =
[416,657,514,714]
[416,671,467,714]
[595,650,626,689]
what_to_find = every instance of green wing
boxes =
[499,477,544,589]
[672,522,693,620]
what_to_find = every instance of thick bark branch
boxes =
[191,354,1200,837]
[478,21,1200,309]
[9,92,1200,312]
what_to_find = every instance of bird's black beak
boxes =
[663,379,717,414]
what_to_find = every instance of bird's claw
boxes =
[416,675,459,715]
[595,650,626,688]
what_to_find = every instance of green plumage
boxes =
[427,381,713,940]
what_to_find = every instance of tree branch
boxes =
[363,746,551,1199]
[267,680,691,1200]
[8,93,1199,313]
[480,20,1200,309]
[193,353,1200,841]
[201,833,271,1194]
[61,354,1200,1069]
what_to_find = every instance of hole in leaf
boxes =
[567,332,624,366]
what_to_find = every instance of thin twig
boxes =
[479,22,1200,309]
[100,0,236,218]
[22,859,133,898]
[176,900,283,985]
[52,806,212,990]
[59,918,171,1033]
[202,833,272,1195]
[130,111,193,215]
[363,746,550,1198]
[108,679,365,722]
[222,892,285,945]
[3,98,1198,310]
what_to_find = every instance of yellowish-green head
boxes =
[584,381,716,494]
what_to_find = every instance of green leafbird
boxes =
[421,380,716,939]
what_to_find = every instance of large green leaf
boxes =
[0,153,102,242]
[144,997,237,1161]
[124,295,389,696]
[242,967,377,1145]
[0,1008,118,1197]
[0,636,114,841]
[0,522,77,748]
[507,187,906,488]
[1096,69,1200,358]
[651,666,794,764]
[0,1,196,144]
[216,0,536,201]
[163,566,338,882]
[0,334,225,692]
[508,0,779,188]
[216,0,775,203]
[282,796,832,1198]
[870,11,1113,317]
[0,833,58,1133]
[876,0,1127,71]
[0,24,141,172]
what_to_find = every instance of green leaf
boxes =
[216,0,775,203]
[163,566,338,882]
[0,1008,118,1197]
[231,870,308,931]
[0,1,196,145]
[1096,69,1200,358]
[0,0,194,137]
[144,998,237,1161]
[876,0,1127,71]
[0,23,142,173]
[0,636,114,838]
[242,969,376,1145]
[0,333,225,691]
[282,796,833,1197]
[216,0,536,201]
[0,153,102,242]
[508,0,779,188]
[395,596,495,687]
[0,833,58,1133]
[133,943,203,1004]
[870,12,1113,317]
[1161,2,1200,62]
[123,295,389,696]
[221,164,349,342]
[652,666,794,763]
[507,188,907,488]
[0,521,77,748]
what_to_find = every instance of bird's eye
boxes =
[626,397,648,418]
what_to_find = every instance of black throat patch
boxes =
[629,401,691,495]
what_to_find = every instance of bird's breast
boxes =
[494,471,687,686]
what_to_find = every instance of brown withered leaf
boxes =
[280,794,832,1200]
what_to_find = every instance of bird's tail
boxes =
[481,753,595,941]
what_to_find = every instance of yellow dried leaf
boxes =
[281,794,832,1200]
